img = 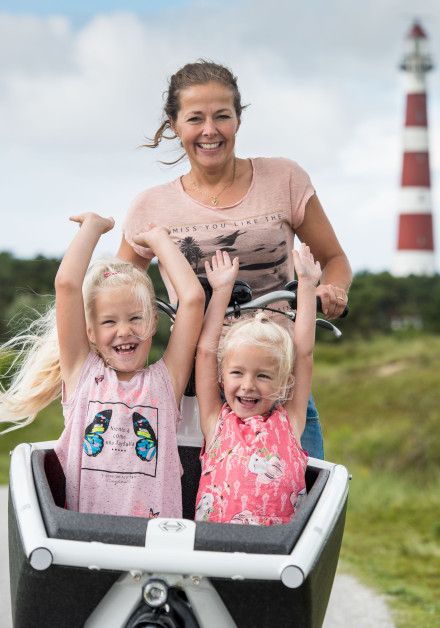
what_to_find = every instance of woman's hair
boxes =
[145,59,246,162]
[218,312,295,402]
[0,259,157,433]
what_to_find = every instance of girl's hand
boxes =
[205,250,239,292]
[316,283,348,319]
[293,243,321,287]
[133,223,170,249]
[70,213,114,234]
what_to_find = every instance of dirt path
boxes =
[323,573,394,627]
[0,487,394,627]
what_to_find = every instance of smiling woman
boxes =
[118,59,353,459]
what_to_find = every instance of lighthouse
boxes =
[393,21,436,276]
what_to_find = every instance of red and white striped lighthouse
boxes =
[393,21,436,276]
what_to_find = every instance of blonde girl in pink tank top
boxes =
[195,244,321,525]
[1,214,205,518]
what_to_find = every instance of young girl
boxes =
[0,213,205,518]
[194,244,321,525]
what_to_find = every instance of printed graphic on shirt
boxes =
[248,451,284,483]
[195,492,214,521]
[170,213,293,295]
[230,510,283,526]
[132,411,158,461]
[82,400,159,477]
[83,409,112,457]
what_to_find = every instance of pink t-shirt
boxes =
[195,403,308,526]
[123,157,314,303]
[55,353,182,518]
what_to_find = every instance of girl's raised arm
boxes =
[55,213,114,398]
[284,244,321,440]
[196,251,239,444]
[133,226,205,404]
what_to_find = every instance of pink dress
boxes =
[195,403,308,526]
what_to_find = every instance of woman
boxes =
[118,61,352,459]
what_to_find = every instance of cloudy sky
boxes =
[1,0,439,272]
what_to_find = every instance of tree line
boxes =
[1,251,439,344]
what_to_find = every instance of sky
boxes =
[1,0,439,273]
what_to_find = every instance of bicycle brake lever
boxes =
[316,318,342,337]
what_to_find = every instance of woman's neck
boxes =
[182,157,252,208]
[189,157,237,188]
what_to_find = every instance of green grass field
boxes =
[1,334,439,626]
[314,334,440,627]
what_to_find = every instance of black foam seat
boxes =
[31,447,329,554]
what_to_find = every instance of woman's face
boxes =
[172,81,240,172]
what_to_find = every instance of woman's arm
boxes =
[55,213,114,397]
[117,235,151,271]
[195,251,239,444]
[296,194,352,319]
[133,226,205,405]
[284,244,321,439]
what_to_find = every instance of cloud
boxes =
[0,2,439,272]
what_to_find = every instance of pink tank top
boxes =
[195,403,308,525]
[55,352,182,518]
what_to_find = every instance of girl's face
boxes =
[172,81,240,173]
[87,286,153,381]
[222,344,282,419]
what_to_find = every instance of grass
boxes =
[1,333,440,626]
[340,469,440,627]
[0,402,63,482]
[314,334,440,627]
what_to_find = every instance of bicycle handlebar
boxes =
[156,281,345,397]
[156,280,347,338]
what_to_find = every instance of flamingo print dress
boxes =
[195,403,308,525]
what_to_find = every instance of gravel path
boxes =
[0,487,394,627]
[1,488,12,627]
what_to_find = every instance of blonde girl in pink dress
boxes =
[195,244,321,525]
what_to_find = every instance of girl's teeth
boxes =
[115,344,135,353]
[239,397,258,403]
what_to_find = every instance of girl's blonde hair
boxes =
[0,259,156,433]
[218,312,295,402]
[82,259,157,337]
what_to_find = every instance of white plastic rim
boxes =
[10,443,349,586]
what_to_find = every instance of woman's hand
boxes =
[205,250,239,293]
[69,212,114,234]
[292,243,321,287]
[316,283,348,319]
